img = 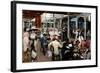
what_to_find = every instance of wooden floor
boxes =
[35,39,51,62]
[36,50,51,62]
[23,39,51,63]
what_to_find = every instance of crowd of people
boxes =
[23,27,91,62]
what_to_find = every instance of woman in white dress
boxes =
[23,28,31,62]
[23,28,30,52]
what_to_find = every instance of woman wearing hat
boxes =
[23,28,31,62]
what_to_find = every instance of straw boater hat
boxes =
[31,26,36,30]
[77,29,80,31]
[31,26,38,31]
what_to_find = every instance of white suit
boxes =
[48,40,62,55]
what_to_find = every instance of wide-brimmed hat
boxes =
[31,26,36,29]
[26,28,30,31]
[31,26,38,31]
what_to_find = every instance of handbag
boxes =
[32,50,37,58]
[47,50,52,57]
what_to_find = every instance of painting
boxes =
[11,1,98,72]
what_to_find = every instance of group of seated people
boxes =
[47,37,91,61]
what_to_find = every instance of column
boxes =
[35,15,41,28]
[76,16,78,30]
[75,16,78,39]
[84,16,87,40]
[53,14,56,29]
[59,18,62,30]
[67,15,70,39]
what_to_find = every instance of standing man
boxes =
[48,38,62,61]
[40,33,48,55]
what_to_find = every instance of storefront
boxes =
[22,10,91,40]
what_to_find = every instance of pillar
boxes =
[67,15,70,39]
[35,15,41,28]
[84,16,87,40]
[59,18,62,30]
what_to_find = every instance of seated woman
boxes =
[61,39,74,60]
